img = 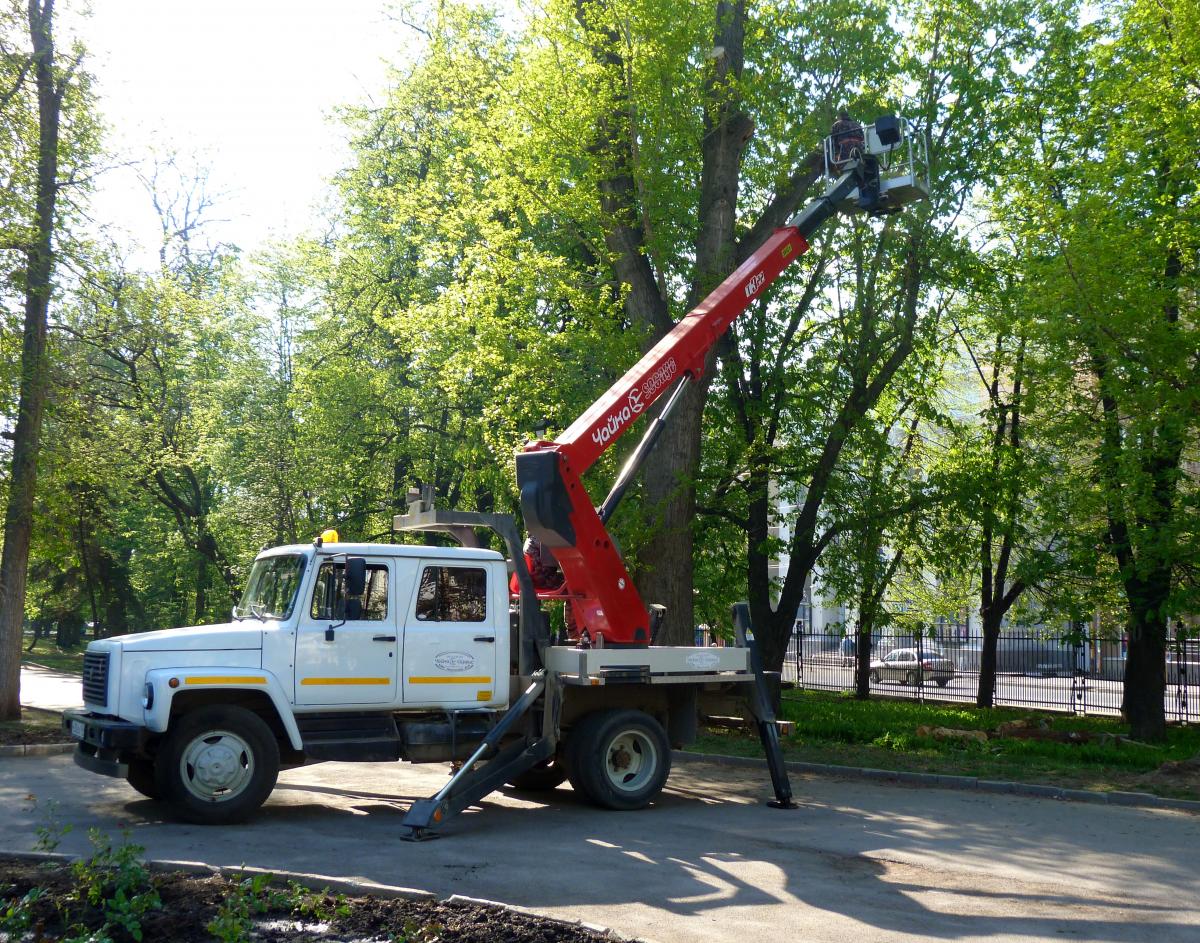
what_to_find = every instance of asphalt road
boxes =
[1,753,1195,943]
[19,663,84,712]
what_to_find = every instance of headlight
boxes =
[141,682,154,710]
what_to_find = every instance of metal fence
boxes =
[781,626,1200,722]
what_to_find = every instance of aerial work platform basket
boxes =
[822,114,930,215]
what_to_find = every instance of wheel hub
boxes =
[181,731,253,801]
[195,743,239,788]
[605,731,655,792]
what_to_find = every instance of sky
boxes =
[66,0,413,264]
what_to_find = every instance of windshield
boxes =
[234,554,308,621]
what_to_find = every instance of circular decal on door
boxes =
[434,651,476,672]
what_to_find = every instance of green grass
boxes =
[692,689,1200,801]
[0,706,66,746]
[21,634,86,675]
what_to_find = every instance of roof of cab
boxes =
[259,542,504,561]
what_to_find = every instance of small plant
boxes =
[0,886,46,939]
[300,890,352,923]
[277,880,350,922]
[389,919,443,943]
[70,829,161,942]
[27,795,73,853]
[61,929,114,943]
[206,871,277,943]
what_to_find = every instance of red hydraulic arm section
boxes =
[514,162,867,645]
[514,229,813,645]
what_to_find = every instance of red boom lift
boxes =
[516,114,928,645]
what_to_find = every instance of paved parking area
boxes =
[1,753,1195,942]
[19,663,83,712]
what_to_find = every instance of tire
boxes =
[565,709,670,811]
[125,758,165,800]
[905,670,919,686]
[506,758,568,792]
[869,670,880,684]
[159,705,279,825]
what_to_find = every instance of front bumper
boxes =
[62,709,151,779]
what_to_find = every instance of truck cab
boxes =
[66,537,513,824]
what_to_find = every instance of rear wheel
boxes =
[159,706,279,825]
[506,758,568,792]
[869,670,881,683]
[566,709,670,811]
[906,670,920,686]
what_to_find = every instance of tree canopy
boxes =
[0,0,1196,739]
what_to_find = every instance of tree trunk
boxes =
[977,608,1002,708]
[0,0,64,720]
[648,0,751,646]
[854,615,873,700]
[194,551,210,625]
[637,389,703,645]
[1121,573,1170,742]
[578,1,751,646]
[751,242,924,674]
[77,497,101,638]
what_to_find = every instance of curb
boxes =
[674,750,1200,813]
[0,742,74,758]
[2,851,648,942]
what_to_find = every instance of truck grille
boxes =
[82,652,109,707]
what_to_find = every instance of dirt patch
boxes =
[0,708,67,747]
[0,857,621,942]
[1139,755,1200,794]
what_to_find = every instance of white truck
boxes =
[64,513,786,837]
[64,119,926,836]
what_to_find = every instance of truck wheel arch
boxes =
[167,688,302,761]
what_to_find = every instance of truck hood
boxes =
[109,622,264,653]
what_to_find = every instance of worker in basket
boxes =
[831,108,885,213]
[830,109,865,174]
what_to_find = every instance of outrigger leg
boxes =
[733,603,797,809]
[401,675,554,840]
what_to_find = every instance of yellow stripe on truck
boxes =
[184,676,266,685]
[299,677,391,686]
[407,676,492,685]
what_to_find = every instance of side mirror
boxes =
[345,557,367,598]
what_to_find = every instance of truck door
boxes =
[295,557,413,706]
[401,561,498,707]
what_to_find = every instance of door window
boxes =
[414,566,487,622]
[310,561,389,621]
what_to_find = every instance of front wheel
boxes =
[566,709,671,811]
[869,670,881,683]
[125,758,164,800]
[905,670,920,686]
[159,706,279,825]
